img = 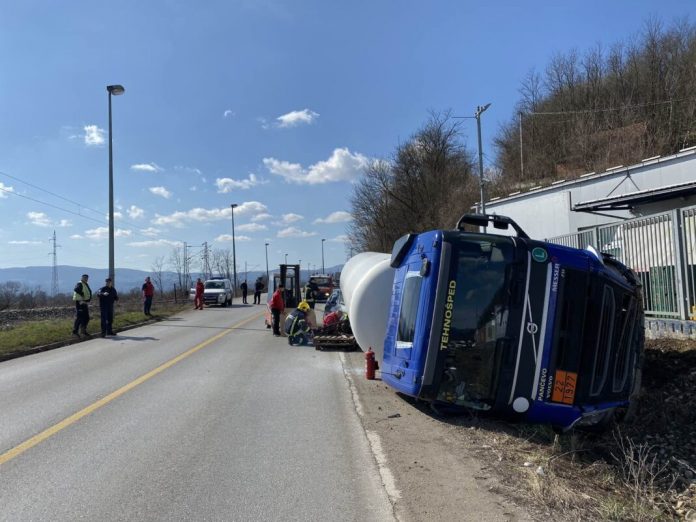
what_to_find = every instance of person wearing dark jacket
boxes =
[269,284,285,336]
[142,276,155,316]
[97,277,119,337]
[284,301,311,345]
[253,279,264,304]
[241,280,248,304]
[304,283,317,309]
[72,273,92,338]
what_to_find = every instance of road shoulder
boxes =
[341,350,533,522]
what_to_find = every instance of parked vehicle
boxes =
[203,277,233,307]
[308,274,333,302]
[323,289,344,316]
[343,214,644,432]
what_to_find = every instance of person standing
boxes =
[97,277,119,337]
[240,280,248,304]
[253,278,264,304]
[142,276,155,316]
[270,283,285,336]
[194,277,205,310]
[72,273,92,338]
[304,282,317,310]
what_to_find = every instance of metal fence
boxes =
[547,205,696,320]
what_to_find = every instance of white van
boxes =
[203,277,233,307]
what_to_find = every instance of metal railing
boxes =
[547,205,696,320]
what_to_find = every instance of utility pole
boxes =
[49,230,59,297]
[183,242,189,290]
[518,111,524,179]
[475,103,491,215]
[202,241,211,278]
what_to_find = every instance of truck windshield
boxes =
[436,236,515,410]
[310,277,331,286]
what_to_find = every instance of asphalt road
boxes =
[0,304,394,521]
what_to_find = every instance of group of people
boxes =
[71,274,156,339]
[241,278,266,305]
[268,283,346,346]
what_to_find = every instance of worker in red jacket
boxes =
[270,283,285,336]
[194,278,205,310]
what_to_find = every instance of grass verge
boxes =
[0,302,190,358]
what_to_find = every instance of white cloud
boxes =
[83,227,132,240]
[128,205,145,219]
[152,201,268,227]
[83,125,105,146]
[329,234,350,243]
[263,148,368,185]
[251,213,272,222]
[313,211,352,224]
[276,109,319,128]
[56,219,71,227]
[215,234,251,242]
[277,226,317,238]
[131,163,162,173]
[149,186,172,199]
[280,213,303,224]
[8,240,42,245]
[223,109,235,118]
[237,223,267,232]
[126,239,182,248]
[140,227,161,237]
[215,173,266,193]
[27,212,52,227]
[0,181,15,198]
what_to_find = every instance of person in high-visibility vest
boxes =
[72,273,92,338]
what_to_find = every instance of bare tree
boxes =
[349,112,476,252]
[151,256,166,297]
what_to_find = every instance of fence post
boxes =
[173,284,177,304]
[671,209,689,320]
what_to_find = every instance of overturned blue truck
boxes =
[379,214,644,432]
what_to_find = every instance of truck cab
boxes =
[308,274,333,302]
[382,214,644,431]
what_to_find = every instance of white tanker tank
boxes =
[340,252,394,363]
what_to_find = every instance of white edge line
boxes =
[339,352,402,504]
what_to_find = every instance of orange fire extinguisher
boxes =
[365,347,377,380]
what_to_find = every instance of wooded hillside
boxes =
[494,19,696,191]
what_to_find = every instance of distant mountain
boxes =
[0,264,345,294]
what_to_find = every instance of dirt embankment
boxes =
[348,339,696,521]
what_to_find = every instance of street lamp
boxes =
[284,253,288,265]
[230,203,238,297]
[321,238,326,274]
[264,242,269,287]
[474,103,491,215]
[107,84,125,284]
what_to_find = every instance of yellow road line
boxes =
[0,312,262,466]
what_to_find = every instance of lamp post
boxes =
[321,238,326,274]
[107,84,125,284]
[474,103,491,215]
[284,253,288,265]
[264,242,269,287]
[230,203,238,297]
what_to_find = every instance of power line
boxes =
[0,169,157,235]
[0,180,163,242]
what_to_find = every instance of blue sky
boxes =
[0,1,690,275]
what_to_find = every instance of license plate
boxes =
[551,370,577,405]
